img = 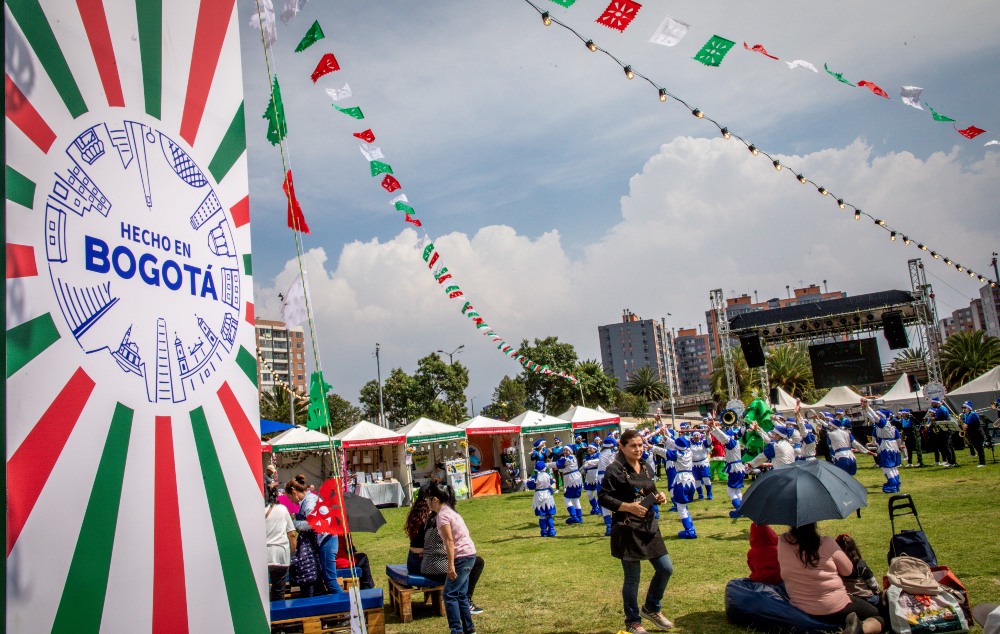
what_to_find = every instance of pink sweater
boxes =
[777,534,853,615]
[436,504,476,559]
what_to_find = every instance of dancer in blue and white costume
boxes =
[793,408,819,461]
[530,438,548,464]
[748,424,796,470]
[690,431,713,500]
[553,445,585,524]
[708,418,746,519]
[649,436,697,538]
[581,442,602,515]
[596,434,618,536]
[527,460,557,537]
[824,416,870,476]
[864,399,902,493]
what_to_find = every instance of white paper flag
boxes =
[389,194,409,208]
[281,0,309,24]
[985,140,1000,146]
[280,273,310,328]
[900,86,924,110]
[248,0,277,47]
[326,83,353,102]
[417,234,431,250]
[785,60,819,73]
[359,144,384,162]
[348,586,368,634]
[649,15,690,47]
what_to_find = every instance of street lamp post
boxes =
[660,317,677,426]
[437,344,465,365]
[375,343,386,428]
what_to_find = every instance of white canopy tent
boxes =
[265,426,336,486]
[947,365,1000,422]
[557,405,621,440]
[331,421,409,503]
[807,385,865,409]
[772,387,801,413]
[509,410,572,480]
[459,415,522,492]
[397,417,469,497]
[878,373,926,412]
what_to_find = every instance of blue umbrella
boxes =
[739,460,867,527]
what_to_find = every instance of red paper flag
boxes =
[955,125,986,139]
[309,478,346,536]
[353,129,376,143]
[282,170,311,233]
[381,174,401,192]
[310,53,340,83]
[858,80,889,99]
[404,213,422,227]
[743,42,778,60]
[595,0,641,32]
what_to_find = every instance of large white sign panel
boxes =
[5,1,267,631]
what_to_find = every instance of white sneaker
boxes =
[940,462,950,467]
[977,464,986,468]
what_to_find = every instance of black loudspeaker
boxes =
[769,387,779,405]
[882,312,909,350]
[740,333,766,368]
[907,374,920,392]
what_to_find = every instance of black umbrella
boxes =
[739,460,867,527]
[343,491,386,533]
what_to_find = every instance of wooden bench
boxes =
[384,564,445,623]
[271,589,384,634]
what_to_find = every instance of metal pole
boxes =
[578,380,586,407]
[660,318,677,426]
[376,343,386,428]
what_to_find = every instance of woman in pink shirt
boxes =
[777,523,884,634]
[424,482,477,634]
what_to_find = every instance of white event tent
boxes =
[509,410,572,481]
[557,405,621,439]
[331,421,408,502]
[771,387,801,413]
[265,426,336,485]
[947,366,1000,421]
[458,415,520,473]
[878,373,926,412]
[397,417,469,495]
[807,386,865,410]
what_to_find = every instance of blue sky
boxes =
[238,0,1000,412]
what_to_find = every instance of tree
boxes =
[357,354,470,426]
[939,330,1000,389]
[482,375,528,420]
[574,360,620,409]
[517,336,579,414]
[765,343,813,398]
[891,347,926,371]
[614,391,649,418]
[625,366,668,402]
[326,393,363,435]
[260,386,308,424]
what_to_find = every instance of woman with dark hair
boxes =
[598,428,674,634]
[777,523,884,634]
[422,482,478,634]
[404,495,432,575]
[284,475,344,597]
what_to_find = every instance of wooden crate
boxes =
[386,577,444,623]
[271,606,384,634]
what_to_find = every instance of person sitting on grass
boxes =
[835,534,881,607]
[746,522,781,585]
[777,523,884,634]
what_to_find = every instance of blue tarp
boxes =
[261,419,295,435]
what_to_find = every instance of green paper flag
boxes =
[823,63,855,86]
[548,0,576,5]
[693,35,735,67]
[395,201,415,214]
[370,160,393,177]
[926,103,955,122]
[262,76,287,145]
[423,243,435,261]
[294,20,325,52]
[333,104,365,120]
[305,371,333,430]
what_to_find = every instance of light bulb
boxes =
[773,160,781,171]
[877,219,886,226]
[542,12,552,25]
[956,265,964,272]
[586,39,597,52]
[692,108,704,118]
[624,65,634,79]
[837,199,845,208]
[854,210,861,221]
[659,88,667,102]
[818,186,828,196]
[890,231,896,241]
[797,174,807,184]
[944,258,952,265]
[918,244,926,251]
[720,127,730,139]
[903,236,910,245]
[931,251,939,259]
[748,144,758,155]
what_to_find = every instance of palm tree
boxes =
[766,343,814,398]
[939,330,1000,389]
[625,366,668,402]
[891,347,926,372]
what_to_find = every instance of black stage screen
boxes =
[809,338,883,389]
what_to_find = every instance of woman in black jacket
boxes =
[598,429,675,634]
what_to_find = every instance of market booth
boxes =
[265,426,336,486]
[557,405,620,444]
[397,417,470,500]
[332,420,408,507]
[458,415,520,496]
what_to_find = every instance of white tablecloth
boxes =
[354,481,405,507]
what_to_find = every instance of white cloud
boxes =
[255,136,1000,409]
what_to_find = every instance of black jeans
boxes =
[968,434,986,465]
[269,565,289,602]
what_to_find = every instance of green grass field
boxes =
[352,454,1000,633]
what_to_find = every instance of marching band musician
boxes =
[928,397,957,467]
[961,400,987,467]
[898,408,923,468]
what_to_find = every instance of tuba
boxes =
[721,409,739,425]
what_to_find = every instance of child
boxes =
[650,436,697,538]
[690,431,713,500]
[708,419,747,519]
[526,461,557,537]
[596,435,618,536]
[835,534,881,606]
[747,523,781,585]
[553,445,585,524]
[581,442,602,515]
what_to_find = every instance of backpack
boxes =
[885,556,968,634]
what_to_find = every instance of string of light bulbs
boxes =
[529,0,998,289]
[256,346,310,402]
